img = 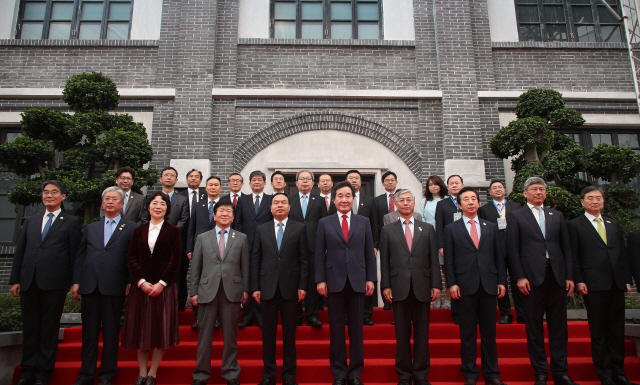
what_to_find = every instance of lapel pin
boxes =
[59,216,63,219]
[483,223,487,226]
[607,220,611,223]
[418,227,422,231]
[549,212,553,215]
[231,232,236,238]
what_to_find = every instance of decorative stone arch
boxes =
[234,111,423,179]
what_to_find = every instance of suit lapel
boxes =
[256,194,270,216]
[140,224,151,257]
[41,211,66,243]
[544,208,553,239]
[578,215,604,245]
[411,221,422,253]
[477,219,489,249]
[392,220,410,254]
[348,214,359,241]
[105,218,127,248]
[522,207,545,239]
[224,230,237,260]
[330,214,347,243]
[456,219,477,248]
[306,195,317,217]
[268,222,279,253]
[206,230,222,261]
[279,222,293,255]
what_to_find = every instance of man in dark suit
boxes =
[375,171,398,311]
[316,181,377,385]
[380,189,441,385]
[318,173,335,216]
[252,193,310,385]
[100,167,145,223]
[234,170,273,327]
[478,180,523,324]
[227,173,245,208]
[290,170,325,327]
[345,170,379,325]
[435,174,464,323]
[568,186,636,385]
[181,169,205,216]
[445,187,507,385]
[507,177,578,385]
[9,180,83,385]
[71,187,138,385]
[191,200,250,385]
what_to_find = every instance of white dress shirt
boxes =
[42,208,62,232]
[139,220,167,287]
[187,188,199,212]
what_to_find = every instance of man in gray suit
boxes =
[100,167,145,223]
[191,200,250,385]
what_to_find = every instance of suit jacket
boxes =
[379,219,441,302]
[127,222,182,285]
[180,188,206,215]
[568,215,631,291]
[628,230,640,291]
[10,211,82,291]
[355,193,379,248]
[435,196,461,249]
[507,206,573,287]
[251,220,310,301]
[383,211,421,226]
[444,218,507,296]
[289,193,326,252]
[73,217,138,296]
[190,228,250,303]
[478,200,522,257]
[315,213,377,293]
[186,195,218,254]
[232,193,273,248]
[320,195,336,216]
[375,192,394,236]
[100,191,145,224]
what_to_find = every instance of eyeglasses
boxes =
[397,198,414,203]
[384,179,396,183]
[42,190,61,196]
[229,178,242,183]
[162,173,176,178]
[117,177,132,181]
[103,197,122,202]
[298,177,313,182]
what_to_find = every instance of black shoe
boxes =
[134,376,146,385]
[192,321,198,330]
[614,377,639,385]
[363,318,374,326]
[603,380,618,385]
[238,320,251,328]
[145,376,156,385]
[34,381,47,385]
[554,376,578,385]
[282,379,298,385]
[72,381,91,385]
[97,381,112,385]
[15,380,35,385]
[215,319,221,329]
[348,379,364,385]
[499,315,513,324]
[391,320,395,325]
[516,317,526,324]
[485,378,506,385]
[465,379,476,385]
[454,319,459,325]
[398,380,412,385]
[258,379,275,385]
[333,380,347,385]
[415,381,431,385]
[191,380,207,385]
[228,380,240,385]
[383,304,392,310]
[256,318,263,327]
[307,318,323,327]
[535,375,548,385]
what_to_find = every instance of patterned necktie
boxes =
[255,195,260,214]
[208,200,214,223]
[595,217,607,245]
[404,220,413,252]
[469,219,479,249]
[233,194,238,208]
[104,219,115,246]
[302,195,308,219]
[42,213,54,241]
[219,229,227,260]
[277,222,284,251]
[389,194,395,213]
[342,214,349,243]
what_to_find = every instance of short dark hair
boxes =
[456,187,479,206]
[187,169,203,180]
[345,170,362,180]
[424,175,447,201]
[145,191,172,221]
[249,170,266,182]
[381,171,397,182]
[331,180,356,198]
[41,180,67,195]
[580,185,604,200]
[229,173,244,183]
[160,166,178,179]
[271,171,285,182]
[271,192,290,204]
[213,198,235,216]
[489,180,505,189]
[206,176,222,185]
[116,167,136,179]
[447,174,463,184]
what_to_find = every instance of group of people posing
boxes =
[8,166,640,385]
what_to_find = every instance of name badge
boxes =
[497,218,507,230]
[453,212,462,221]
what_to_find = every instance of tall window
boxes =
[515,0,623,42]
[17,0,133,40]
[271,0,382,40]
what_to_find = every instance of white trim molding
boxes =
[211,88,442,99]
[0,88,176,99]
[479,90,637,101]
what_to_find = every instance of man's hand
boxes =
[517,278,531,296]
[374,248,378,256]
[430,287,441,302]
[253,291,261,304]
[365,281,375,296]
[383,287,393,303]
[497,285,506,299]
[566,280,575,296]
[242,292,249,304]
[626,284,632,296]
[125,284,131,296]
[317,282,328,297]
[9,284,20,297]
[298,290,306,302]
[141,282,153,294]
[450,285,461,299]
[576,283,588,296]
[187,252,193,260]
[191,295,198,307]
[71,284,81,301]
[148,283,164,297]
[439,248,444,257]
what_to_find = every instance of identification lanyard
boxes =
[493,200,506,215]
[450,195,460,212]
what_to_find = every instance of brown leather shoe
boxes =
[485,378,506,385]
[465,379,477,385]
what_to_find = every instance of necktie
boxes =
[302,195,308,219]
[123,193,128,214]
[469,219,479,249]
[191,191,198,215]
[534,207,549,259]
[595,217,607,244]
[219,229,227,260]
[277,222,284,251]
[324,195,329,211]
[42,213,53,241]
[255,195,260,214]
[208,200,214,223]
[496,202,504,219]
[342,214,349,243]
[104,219,115,246]
[389,194,395,213]
[404,220,413,252]
[353,195,358,214]
[233,194,238,208]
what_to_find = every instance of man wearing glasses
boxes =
[100,167,145,224]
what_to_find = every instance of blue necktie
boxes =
[42,213,53,241]
[302,195,308,219]
[255,195,260,214]
[277,222,284,251]
[208,200,214,223]
[535,207,549,259]
[104,219,115,246]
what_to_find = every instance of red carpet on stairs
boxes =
[11,308,640,385]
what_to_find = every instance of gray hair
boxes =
[394,189,415,202]
[523,177,547,191]
[102,186,125,201]
[296,170,315,181]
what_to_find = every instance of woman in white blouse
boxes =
[122,192,181,385]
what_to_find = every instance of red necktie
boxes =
[233,194,238,208]
[389,194,394,213]
[404,220,412,252]
[219,229,227,260]
[342,215,349,243]
[325,196,329,211]
[469,219,479,249]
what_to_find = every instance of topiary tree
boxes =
[0,72,157,223]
